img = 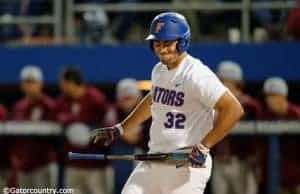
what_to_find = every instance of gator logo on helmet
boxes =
[155,22,165,33]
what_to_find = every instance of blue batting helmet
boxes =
[146,12,190,52]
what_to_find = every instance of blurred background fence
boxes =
[0,0,299,45]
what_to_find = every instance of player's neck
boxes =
[72,86,85,99]
[26,92,43,102]
[166,52,187,70]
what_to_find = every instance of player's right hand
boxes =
[90,124,123,146]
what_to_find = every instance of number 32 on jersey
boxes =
[164,112,186,129]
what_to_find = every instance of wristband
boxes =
[197,143,210,154]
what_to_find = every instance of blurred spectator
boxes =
[217,60,262,120]
[211,60,262,194]
[0,105,8,190]
[217,0,288,41]
[12,66,54,121]
[109,0,144,43]
[77,0,147,43]
[0,1,21,42]
[262,77,300,194]
[252,0,288,41]
[287,0,300,41]
[54,67,111,194]
[10,65,56,188]
[81,8,110,44]
[262,77,300,119]
[19,0,53,44]
[0,0,52,44]
[107,78,150,194]
[114,78,144,145]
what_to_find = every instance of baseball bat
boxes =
[68,147,193,163]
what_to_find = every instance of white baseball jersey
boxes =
[149,54,227,153]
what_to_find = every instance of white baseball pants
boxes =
[122,154,212,194]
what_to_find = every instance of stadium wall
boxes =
[0,43,299,84]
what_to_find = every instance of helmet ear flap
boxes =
[176,39,184,52]
[176,38,190,53]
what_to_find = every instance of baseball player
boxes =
[55,67,111,194]
[91,12,244,194]
[11,66,56,188]
[262,77,300,194]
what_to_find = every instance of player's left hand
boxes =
[188,144,209,168]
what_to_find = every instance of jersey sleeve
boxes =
[150,63,160,96]
[190,66,227,109]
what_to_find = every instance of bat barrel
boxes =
[134,153,169,161]
[68,152,106,160]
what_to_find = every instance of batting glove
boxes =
[188,144,209,168]
[90,124,123,146]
